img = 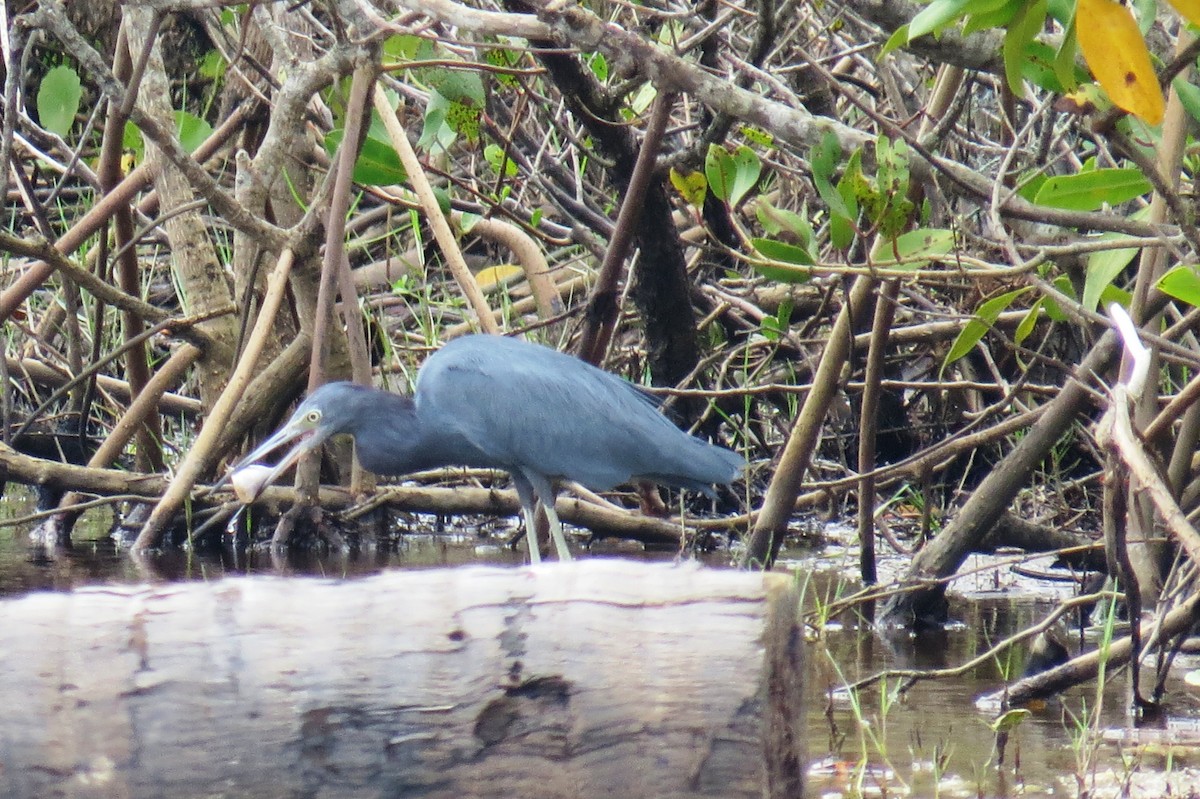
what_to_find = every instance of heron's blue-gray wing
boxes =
[415,335,742,492]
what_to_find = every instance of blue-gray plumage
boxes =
[230,334,745,562]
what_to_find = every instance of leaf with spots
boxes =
[669,168,707,208]
[1075,0,1163,125]
[871,228,955,271]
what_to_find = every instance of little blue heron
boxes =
[230,334,745,562]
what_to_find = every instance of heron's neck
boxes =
[345,389,492,476]
[344,391,425,475]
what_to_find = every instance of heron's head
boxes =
[226,383,358,501]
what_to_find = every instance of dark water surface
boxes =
[2,490,1198,797]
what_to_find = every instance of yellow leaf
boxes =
[1075,0,1164,125]
[474,264,525,288]
[669,168,707,208]
[1167,0,1200,25]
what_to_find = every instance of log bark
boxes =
[0,560,804,799]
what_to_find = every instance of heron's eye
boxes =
[305,409,321,425]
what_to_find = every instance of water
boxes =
[2,490,1198,797]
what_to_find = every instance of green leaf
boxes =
[1041,275,1075,321]
[1021,40,1070,94]
[444,100,480,142]
[123,121,143,155]
[484,143,518,178]
[418,90,458,152]
[174,111,213,154]
[755,201,813,247]
[830,152,864,250]
[810,131,840,184]
[872,228,955,270]
[1100,284,1131,309]
[1173,77,1200,128]
[587,52,609,82]
[751,237,813,284]
[1003,0,1047,96]
[1157,266,1200,307]
[944,288,1030,367]
[879,25,910,60]
[1017,174,1048,204]
[705,144,760,206]
[752,237,814,265]
[629,81,657,115]
[425,66,485,108]
[1082,237,1139,311]
[37,65,82,138]
[761,297,794,340]
[811,134,859,249]
[740,126,774,148]
[1052,19,1079,92]
[964,0,1022,33]
[706,145,734,202]
[324,129,407,186]
[989,708,1032,733]
[750,260,811,284]
[909,0,975,40]
[1015,297,1043,346]
[382,34,423,64]
[1032,168,1152,211]
[729,146,761,206]
[199,50,227,82]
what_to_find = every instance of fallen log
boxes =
[0,560,805,799]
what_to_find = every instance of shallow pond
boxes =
[2,490,1198,798]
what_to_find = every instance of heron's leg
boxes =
[541,498,572,562]
[521,506,543,565]
[520,470,572,561]
[511,473,543,565]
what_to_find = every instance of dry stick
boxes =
[371,86,498,335]
[576,91,675,366]
[0,442,170,497]
[1101,388,1200,570]
[52,344,202,527]
[1157,31,1200,493]
[1003,589,1200,706]
[743,276,879,567]
[0,102,247,325]
[857,280,899,588]
[848,591,1113,697]
[444,271,592,338]
[311,64,376,390]
[100,22,163,472]
[133,249,296,550]
[8,311,220,445]
[467,216,561,322]
[1145,370,1200,445]
[1117,31,1196,617]
[27,3,285,251]
[744,60,965,569]
[4,355,200,415]
[310,64,377,514]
